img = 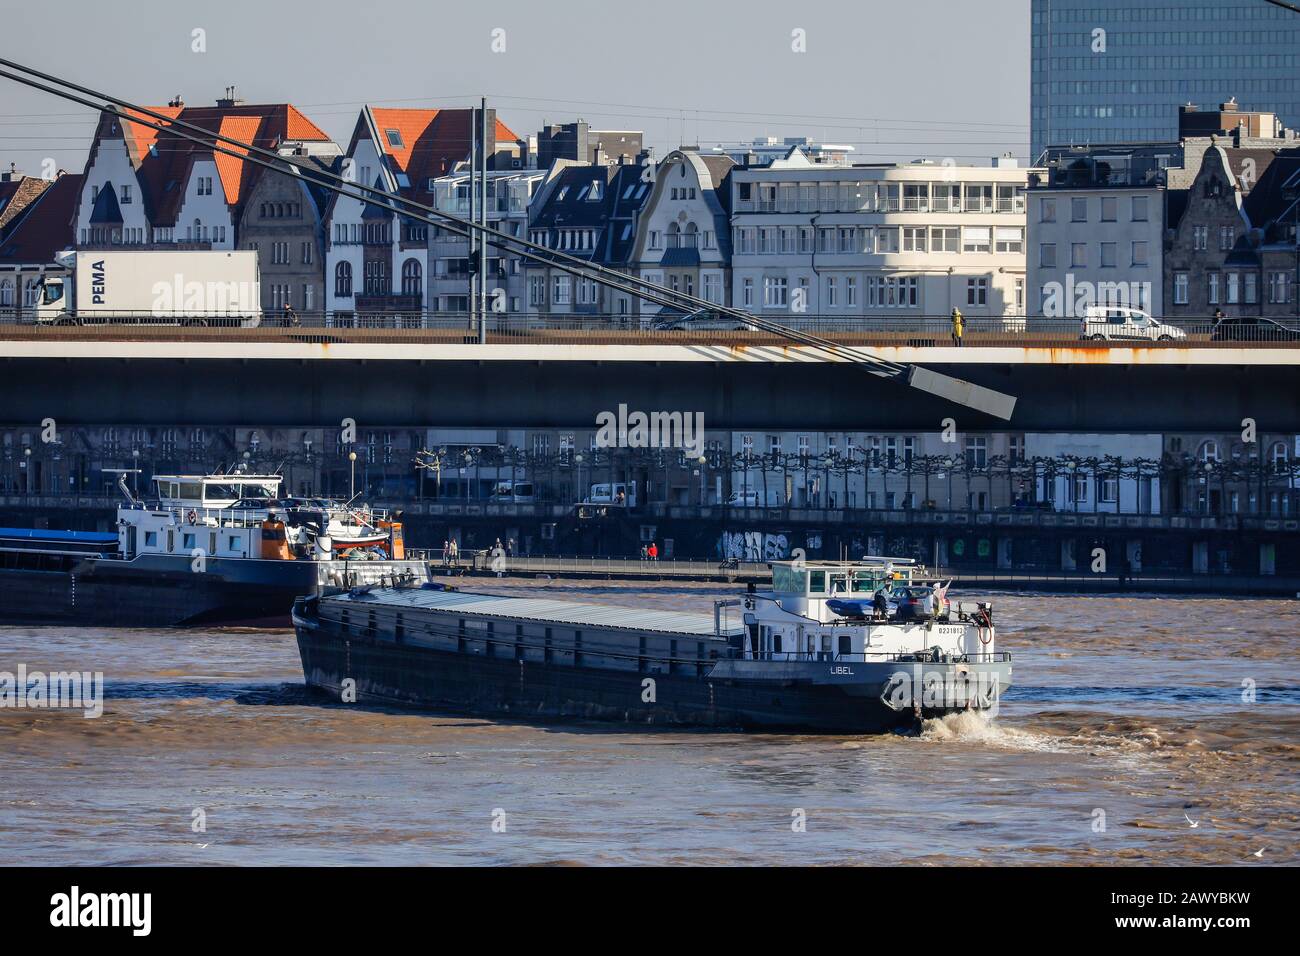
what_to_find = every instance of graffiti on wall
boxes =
[718,530,790,562]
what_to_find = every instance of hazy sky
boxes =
[0,0,1030,176]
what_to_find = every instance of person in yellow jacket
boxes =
[950,307,965,347]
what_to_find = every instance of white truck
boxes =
[35,250,262,326]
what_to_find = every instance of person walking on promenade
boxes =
[950,307,964,347]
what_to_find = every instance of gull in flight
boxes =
[1183,812,1199,829]
[1252,848,1265,858]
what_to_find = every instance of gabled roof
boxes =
[365,107,522,195]
[528,163,651,265]
[1241,147,1300,228]
[0,176,53,237]
[0,173,82,266]
[90,102,333,226]
[323,107,524,225]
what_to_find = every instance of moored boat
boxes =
[0,470,431,627]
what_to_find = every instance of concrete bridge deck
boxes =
[1,325,1298,433]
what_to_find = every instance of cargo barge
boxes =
[293,558,1012,734]
[0,470,430,627]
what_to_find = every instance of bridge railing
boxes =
[1,311,1299,347]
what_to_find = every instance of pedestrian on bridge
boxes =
[950,307,964,347]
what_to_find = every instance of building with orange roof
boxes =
[324,105,527,322]
[74,89,337,255]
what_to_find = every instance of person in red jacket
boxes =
[647,542,659,561]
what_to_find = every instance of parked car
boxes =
[726,491,762,507]
[652,308,758,333]
[1080,306,1186,342]
[1210,316,1300,342]
[890,586,950,622]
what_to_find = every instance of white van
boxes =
[587,482,636,507]
[1080,306,1185,342]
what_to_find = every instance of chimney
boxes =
[1221,97,1239,113]
[168,94,185,108]
[216,86,245,109]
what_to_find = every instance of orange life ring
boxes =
[979,626,993,645]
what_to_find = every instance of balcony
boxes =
[355,293,422,312]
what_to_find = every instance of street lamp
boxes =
[349,450,357,499]
[22,447,31,495]
[943,456,954,510]
[696,453,708,505]
[574,453,584,503]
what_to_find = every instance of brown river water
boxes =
[1,580,1297,866]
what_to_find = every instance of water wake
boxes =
[918,711,1063,751]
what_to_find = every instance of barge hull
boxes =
[295,621,995,734]
[0,558,431,628]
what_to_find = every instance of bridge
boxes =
[1,321,1298,433]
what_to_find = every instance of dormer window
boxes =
[385,129,404,149]
[588,180,603,201]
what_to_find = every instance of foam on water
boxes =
[918,711,1065,752]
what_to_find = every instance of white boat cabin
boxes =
[740,557,992,662]
[113,471,399,562]
[152,473,283,510]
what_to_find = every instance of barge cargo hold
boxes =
[293,559,1012,734]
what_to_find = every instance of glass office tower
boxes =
[1031,0,1300,160]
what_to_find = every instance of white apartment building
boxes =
[629,149,734,317]
[729,151,1032,320]
[426,169,544,314]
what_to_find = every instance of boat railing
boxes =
[745,650,1010,664]
[120,502,391,532]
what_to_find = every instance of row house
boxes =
[324,106,525,322]
[523,161,653,318]
[629,149,734,316]
[0,172,81,322]
[728,150,1032,320]
[1165,142,1300,320]
[425,168,544,314]
[76,91,336,254]
[237,151,343,315]
[1027,144,1178,318]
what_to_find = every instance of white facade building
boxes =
[1024,432,1163,515]
[426,169,544,314]
[629,149,734,317]
[729,152,1032,321]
